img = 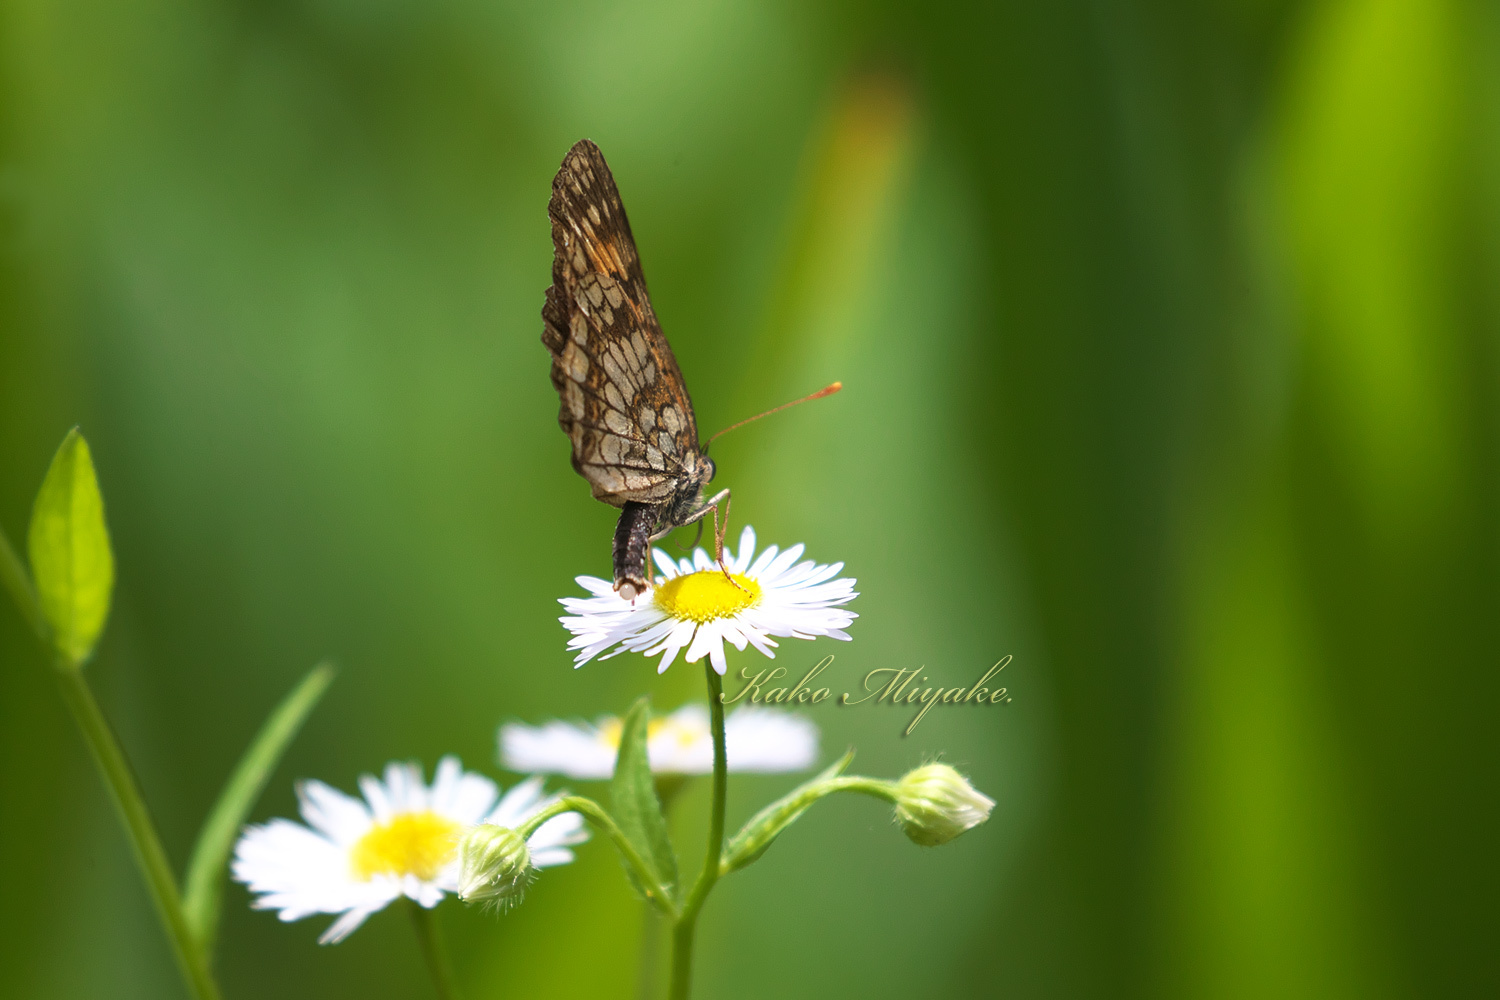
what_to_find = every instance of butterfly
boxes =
[540,139,733,601]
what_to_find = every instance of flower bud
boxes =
[456,824,534,910]
[892,763,995,846]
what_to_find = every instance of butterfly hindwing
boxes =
[542,140,702,507]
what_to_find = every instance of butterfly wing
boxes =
[542,139,702,507]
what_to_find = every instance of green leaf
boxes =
[181,662,336,953]
[610,696,677,902]
[721,749,855,875]
[27,429,114,667]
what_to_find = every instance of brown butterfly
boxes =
[540,139,734,601]
[541,140,841,600]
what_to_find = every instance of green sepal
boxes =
[27,428,114,667]
[610,696,678,903]
[721,749,856,875]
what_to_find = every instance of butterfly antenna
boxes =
[705,382,843,452]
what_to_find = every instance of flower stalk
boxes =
[3,517,221,1000]
[719,768,891,875]
[516,796,678,918]
[54,660,223,1000]
[408,899,461,1000]
[667,664,728,1000]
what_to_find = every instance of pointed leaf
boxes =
[181,662,336,952]
[27,429,114,667]
[722,749,855,874]
[610,696,677,901]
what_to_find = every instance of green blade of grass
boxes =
[181,661,336,953]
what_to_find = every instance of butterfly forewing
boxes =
[542,140,702,507]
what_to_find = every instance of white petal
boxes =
[439,771,499,824]
[529,847,577,867]
[762,543,806,580]
[486,775,547,827]
[500,720,616,780]
[358,772,394,821]
[683,620,721,665]
[724,707,819,772]
[406,879,446,908]
[733,526,756,571]
[652,548,681,577]
[297,781,372,847]
[527,811,589,854]
[748,544,780,576]
[318,905,383,945]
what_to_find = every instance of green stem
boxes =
[717,771,894,875]
[635,907,665,1000]
[54,667,222,1000]
[635,784,684,1000]
[516,796,679,919]
[6,524,219,998]
[668,665,727,1000]
[0,525,47,642]
[753,774,896,814]
[408,900,460,1000]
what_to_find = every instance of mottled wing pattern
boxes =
[541,139,700,507]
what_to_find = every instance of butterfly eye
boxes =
[704,458,717,482]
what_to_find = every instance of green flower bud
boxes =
[457,824,534,910]
[892,763,995,846]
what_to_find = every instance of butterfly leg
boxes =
[703,489,743,591]
[667,489,744,591]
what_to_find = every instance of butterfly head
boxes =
[657,452,719,532]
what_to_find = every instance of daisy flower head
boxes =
[559,525,857,675]
[500,702,819,779]
[231,756,587,944]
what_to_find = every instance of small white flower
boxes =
[232,756,587,943]
[500,703,819,779]
[559,526,857,675]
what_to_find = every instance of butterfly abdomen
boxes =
[612,502,656,601]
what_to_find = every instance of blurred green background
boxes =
[2,0,1496,997]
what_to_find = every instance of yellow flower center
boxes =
[349,812,462,881]
[599,717,673,747]
[653,571,761,623]
[666,721,699,749]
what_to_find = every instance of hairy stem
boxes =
[668,665,727,1000]
[516,796,679,919]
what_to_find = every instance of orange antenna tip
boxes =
[707,381,843,448]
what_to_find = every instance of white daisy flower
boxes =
[232,756,587,944]
[499,703,819,779]
[559,525,857,675]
